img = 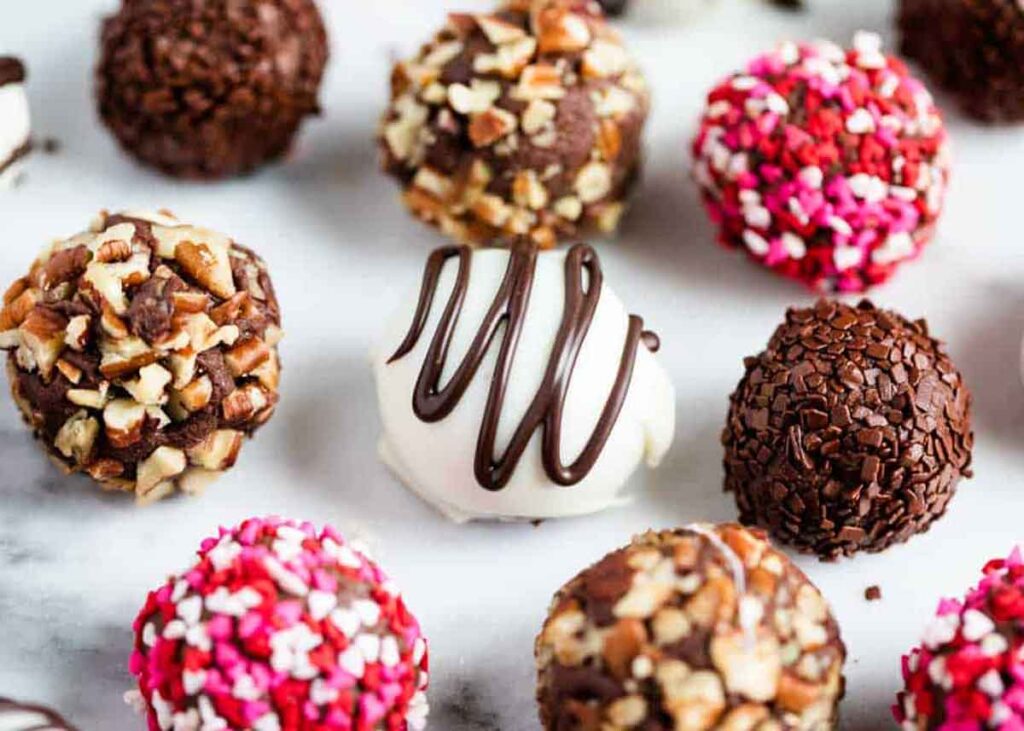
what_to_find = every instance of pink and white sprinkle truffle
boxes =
[895,548,1024,730]
[692,32,950,292]
[127,517,429,731]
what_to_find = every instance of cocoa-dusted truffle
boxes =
[0,697,78,730]
[97,0,328,179]
[723,300,973,560]
[899,0,1024,122]
[379,0,649,249]
[536,524,846,729]
[0,211,282,503]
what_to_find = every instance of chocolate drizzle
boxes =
[0,57,26,87]
[0,698,76,730]
[389,243,658,491]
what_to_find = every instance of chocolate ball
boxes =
[692,34,950,293]
[723,300,974,560]
[536,524,846,729]
[597,0,628,15]
[129,517,430,731]
[896,549,1024,728]
[97,0,328,179]
[0,211,283,503]
[379,0,650,249]
[899,0,1024,122]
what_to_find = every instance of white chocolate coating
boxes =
[372,248,676,522]
[627,0,718,25]
[0,81,30,187]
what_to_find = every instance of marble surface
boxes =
[1,0,1024,729]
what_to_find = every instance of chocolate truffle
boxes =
[0,698,77,730]
[379,0,650,248]
[723,300,973,560]
[0,211,282,503]
[692,33,949,292]
[96,0,328,179]
[896,548,1024,728]
[372,243,675,522]
[0,57,31,187]
[899,0,1024,122]
[128,517,430,731]
[536,524,846,729]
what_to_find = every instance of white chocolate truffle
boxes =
[372,244,675,522]
[0,57,30,187]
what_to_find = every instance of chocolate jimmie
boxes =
[373,243,675,522]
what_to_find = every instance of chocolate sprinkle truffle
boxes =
[0,210,282,503]
[0,698,77,730]
[96,0,328,179]
[723,300,973,560]
[0,57,31,186]
[899,0,1024,122]
[536,524,846,730]
[379,0,650,248]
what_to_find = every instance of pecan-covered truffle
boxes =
[0,57,31,186]
[536,524,846,730]
[0,211,283,503]
[96,0,328,179]
[723,300,974,560]
[379,0,650,249]
[692,33,949,292]
[899,0,1024,123]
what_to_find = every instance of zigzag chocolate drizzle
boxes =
[389,243,658,491]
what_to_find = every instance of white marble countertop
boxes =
[2,0,1024,728]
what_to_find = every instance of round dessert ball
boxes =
[128,517,430,731]
[0,57,31,187]
[536,523,846,729]
[896,548,1024,728]
[0,698,78,730]
[371,243,675,522]
[723,299,974,560]
[0,210,283,503]
[97,0,328,179]
[379,0,650,249]
[899,0,1024,122]
[692,33,950,292]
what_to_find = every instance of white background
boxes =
[1,0,1022,728]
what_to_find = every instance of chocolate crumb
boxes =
[865,585,882,601]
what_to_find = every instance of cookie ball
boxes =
[379,0,650,248]
[536,524,846,730]
[723,299,974,560]
[692,33,949,292]
[896,548,1024,728]
[0,211,283,503]
[0,57,31,187]
[97,0,328,179]
[128,517,430,731]
[899,0,1024,122]
[0,698,77,730]
[372,243,675,522]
